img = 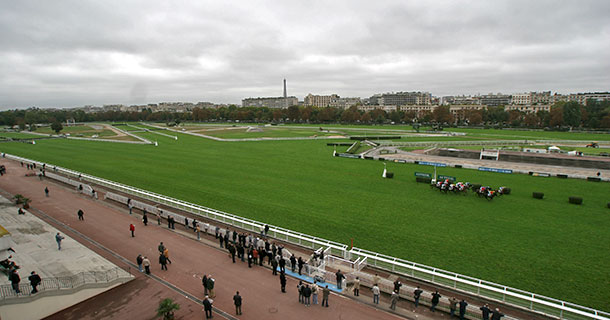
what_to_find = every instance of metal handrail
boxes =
[3,153,608,320]
[0,267,131,300]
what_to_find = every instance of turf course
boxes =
[1,126,609,311]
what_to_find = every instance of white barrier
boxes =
[2,153,608,320]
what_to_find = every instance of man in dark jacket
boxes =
[491,308,505,320]
[280,271,287,292]
[159,254,168,271]
[203,296,213,319]
[480,304,491,320]
[414,286,423,307]
[202,274,208,295]
[459,299,469,320]
[290,255,296,273]
[430,291,441,312]
[303,284,312,306]
[233,291,242,315]
[297,257,304,275]
[271,257,278,275]
[335,270,344,290]
[9,269,20,293]
[279,256,286,273]
[28,271,41,293]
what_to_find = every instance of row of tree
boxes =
[1,100,609,129]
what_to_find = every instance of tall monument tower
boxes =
[283,79,288,108]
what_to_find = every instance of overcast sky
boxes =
[1,0,609,109]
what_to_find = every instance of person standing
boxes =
[322,285,330,307]
[271,255,278,275]
[390,290,399,310]
[303,284,311,306]
[297,281,304,303]
[413,286,423,308]
[252,248,258,265]
[297,257,304,275]
[233,291,242,315]
[372,283,380,304]
[142,213,148,226]
[9,269,20,293]
[480,304,491,320]
[289,255,296,273]
[203,295,213,319]
[28,271,41,293]
[142,256,151,274]
[280,271,287,293]
[207,275,215,298]
[163,248,172,264]
[55,232,64,250]
[128,200,133,214]
[335,270,344,290]
[312,281,319,305]
[77,209,84,221]
[449,297,458,317]
[430,291,441,312]
[159,253,168,271]
[202,274,208,296]
[279,256,286,273]
[158,242,165,255]
[156,210,161,225]
[196,225,201,240]
[353,276,360,296]
[459,299,469,320]
[219,232,225,248]
[44,187,49,197]
[129,223,135,237]
[491,308,505,320]
[136,254,144,272]
[228,243,236,263]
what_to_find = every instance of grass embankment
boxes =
[0,129,608,311]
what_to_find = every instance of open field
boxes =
[0,124,609,311]
[35,124,117,137]
[0,132,44,139]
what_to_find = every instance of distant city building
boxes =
[399,105,436,117]
[242,96,298,109]
[511,91,551,105]
[480,93,511,106]
[505,105,551,113]
[441,95,481,105]
[358,105,398,112]
[330,97,361,109]
[449,105,487,121]
[369,92,431,106]
[304,94,340,107]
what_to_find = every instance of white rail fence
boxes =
[3,153,608,320]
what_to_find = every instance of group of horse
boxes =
[431,179,509,200]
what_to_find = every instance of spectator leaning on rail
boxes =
[413,286,423,308]
[459,299,469,320]
[480,304,491,320]
[430,291,441,312]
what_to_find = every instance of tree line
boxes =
[1,100,609,129]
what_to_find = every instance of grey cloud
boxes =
[0,0,609,109]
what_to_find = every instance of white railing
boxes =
[2,153,608,320]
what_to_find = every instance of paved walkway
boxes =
[0,159,421,320]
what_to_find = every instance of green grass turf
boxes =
[0,132,44,139]
[196,127,341,139]
[0,129,609,311]
[35,125,117,137]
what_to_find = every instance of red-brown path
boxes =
[0,159,412,320]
